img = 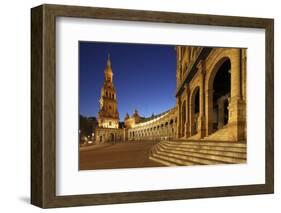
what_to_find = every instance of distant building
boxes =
[127,108,178,141]
[95,54,125,143]
[124,110,143,129]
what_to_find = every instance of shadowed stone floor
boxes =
[79,141,164,170]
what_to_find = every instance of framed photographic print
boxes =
[31,4,274,208]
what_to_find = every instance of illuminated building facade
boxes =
[175,46,247,141]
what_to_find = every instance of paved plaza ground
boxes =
[79,141,164,170]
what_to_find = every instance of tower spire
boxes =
[107,52,111,67]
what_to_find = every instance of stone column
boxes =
[217,98,225,129]
[197,60,206,138]
[241,49,247,101]
[205,89,214,136]
[185,86,190,138]
[177,97,182,139]
[230,50,241,101]
[241,49,247,138]
[124,128,128,141]
[189,101,194,135]
[228,49,246,141]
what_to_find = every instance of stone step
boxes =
[162,142,246,154]
[151,152,200,166]
[153,145,225,165]
[157,144,246,164]
[162,142,246,153]
[165,141,246,148]
[203,126,233,141]
[160,143,246,158]
[149,140,247,166]
[149,155,178,167]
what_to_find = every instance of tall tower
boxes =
[98,54,120,128]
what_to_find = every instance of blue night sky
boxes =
[79,41,176,121]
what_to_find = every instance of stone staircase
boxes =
[202,124,241,141]
[149,140,247,166]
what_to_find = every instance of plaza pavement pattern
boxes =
[79,141,163,170]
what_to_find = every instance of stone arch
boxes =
[207,57,231,91]
[110,133,114,142]
[170,119,174,124]
[190,86,200,136]
[206,55,232,135]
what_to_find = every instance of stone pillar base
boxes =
[177,131,181,139]
[228,98,246,141]
[185,122,190,138]
[197,115,206,138]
